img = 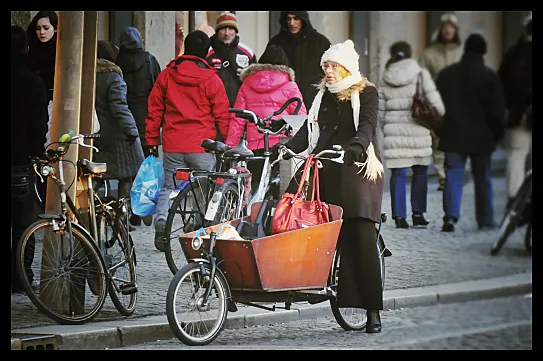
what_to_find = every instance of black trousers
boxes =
[336,217,384,310]
[11,166,39,289]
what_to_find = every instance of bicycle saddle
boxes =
[222,139,254,159]
[200,139,231,153]
[78,158,107,175]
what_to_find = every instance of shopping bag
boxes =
[130,155,164,216]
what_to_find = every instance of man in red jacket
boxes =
[146,30,232,251]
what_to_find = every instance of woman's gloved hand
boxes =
[126,134,138,145]
[149,146,159,158]
[344,144,365,166]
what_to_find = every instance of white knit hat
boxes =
[320,39,360,76]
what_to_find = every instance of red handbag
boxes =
[271,155,330,234]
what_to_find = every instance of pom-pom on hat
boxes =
[320,39,360,76]
[215,12,239,33]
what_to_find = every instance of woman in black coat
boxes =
[26,11,58,102]
[93,40,145,203]
[274,40,385,333]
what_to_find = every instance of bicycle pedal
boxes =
[120,282,138,295]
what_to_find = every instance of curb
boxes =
[10,272,531,350]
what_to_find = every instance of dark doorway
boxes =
[350,11,370,76]
[109,11,134,47]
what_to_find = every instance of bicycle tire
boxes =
[166,262,229,346]
[16,219,108,325]
[165,178,209,275]
[524,219,532,252]
[329,238,386,331]
[102,212,137,316]
[490,175,532,256]
[212,181,240,225]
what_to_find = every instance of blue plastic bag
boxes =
[130,155,164,216]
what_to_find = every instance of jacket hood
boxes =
[168,55,217,86]
[279,11,316,36]
[119,27,143,51]
[97,58,123,76]
[241,64,295,93]
[382,58,421,87]
[116,49,150,73]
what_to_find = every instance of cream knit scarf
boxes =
[306,74,383,182]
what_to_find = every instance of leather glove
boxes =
[149,146,159,158]
[126,134,138,145]
[344,144,365,166]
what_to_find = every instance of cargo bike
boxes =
[165,147,391,346]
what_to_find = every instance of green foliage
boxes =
[11,11,32,29]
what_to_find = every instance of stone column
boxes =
[134,11,176,69]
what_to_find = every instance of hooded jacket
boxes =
[225,63,307,150]
[378,59,445,168]
[94,58,145,180]
[436,52,506,154]
[268,11,332,109]
[207,34,257,107]
[145,55,232,153]
[419,25,463,81]
[116,27,162,149]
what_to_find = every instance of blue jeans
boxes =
[390,166,428,219]
[443,152,494,226]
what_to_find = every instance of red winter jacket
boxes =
[225,64,307,150]
[145,55,232,153]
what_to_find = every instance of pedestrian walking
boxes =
[206,12,257,108]
[267,11,332,110]
[419,12,463,191]
[498,15,532,209]
[11,24,49,293]
[275,40,385,333]
[225,44,307,195]
[93,40,145,230]
[435,33,506,232]
[378,41,445,229]
[116,26,162,227]
[146,30,233,252]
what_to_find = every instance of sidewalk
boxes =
[11,174,532,349]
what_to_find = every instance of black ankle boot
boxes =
[412,212,429,226]
[394,217,409,229]
[366,310,382,333]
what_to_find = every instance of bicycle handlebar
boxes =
[270,145,345,168]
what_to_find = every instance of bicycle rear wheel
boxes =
[16,219,108,325]
[165,178,210,275]
[491,175,532,255]
[100,211,137,316]
[212,181,240,224]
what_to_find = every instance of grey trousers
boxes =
[154,152,216,226]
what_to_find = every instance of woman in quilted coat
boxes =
[225,44,307,195]
[378,41,445,229]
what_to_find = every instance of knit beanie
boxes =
[320,39,359,76]
[464,33,487,55]
[215,12,239,33]
[183,30,211,59]
[259,44,291,67]
[440,12,458,25]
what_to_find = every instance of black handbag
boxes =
[236,199,278,240]
[412,72,444,131]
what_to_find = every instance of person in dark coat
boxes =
[26,11,58,102]
[93,40,145,208]
[498,15,532,208]
[116,26,162,227]
[11,25,49,293]
[206,12,257,108]
[435,33,506,232]
[274,40,385,333]
[267,11,332,109]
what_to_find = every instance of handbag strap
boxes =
[295,154,315,197]
[416,72,425,97]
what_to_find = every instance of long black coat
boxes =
[94,59,145,180]
[436,52,506,154]
[268,11,331,109]
[285,86,384,223]
[116,27,162,150]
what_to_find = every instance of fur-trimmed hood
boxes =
[240,63,296,94]
[381,58,421,87]
[97,58,123,76]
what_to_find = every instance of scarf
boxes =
[306,73,383,182]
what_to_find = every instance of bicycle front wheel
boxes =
[16,219,108,325]
[100,213,137,316]
[166,263,229,346]
[165,178,209,275]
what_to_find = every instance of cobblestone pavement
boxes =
[115,294,532,350]
[11,175,532,330]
